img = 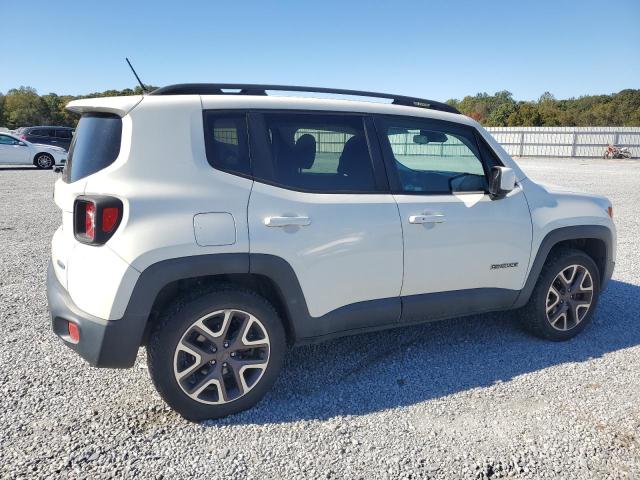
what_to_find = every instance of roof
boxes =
[23,125,74,130]
[150,83,460,115]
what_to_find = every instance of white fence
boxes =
[486,127,640,158]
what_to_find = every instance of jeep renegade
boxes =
[47,84,616,421]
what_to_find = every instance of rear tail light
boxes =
[67,321,80,343]
[20,135,26,140]
[74,196,123,245]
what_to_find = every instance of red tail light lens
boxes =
[67,321,80,343]
[102,207,119,233]
[84,202,96,241]
[74,196,123,245]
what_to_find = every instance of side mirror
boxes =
[15,141,27,146]
[489,166,516,198]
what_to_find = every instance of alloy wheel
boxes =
[173,309,270,405]
[545,264,594,331]
[36,155,53,168]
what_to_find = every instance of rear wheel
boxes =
[147,288,286,421]
[520,248,600,341]
[34,153,54,169]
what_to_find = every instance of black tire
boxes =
[520,248,600,341]
[33,153,54,169]
[147,288,286,421]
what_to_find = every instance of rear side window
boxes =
[203,113,250,176]
[56,129,72,139]
[257,113,376,192]
[65,113,122,183]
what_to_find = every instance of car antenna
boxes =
[125,57,149,94]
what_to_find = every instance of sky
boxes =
[2,0,639,102]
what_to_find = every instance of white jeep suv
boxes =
[47,84,616,421]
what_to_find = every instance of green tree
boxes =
[486,102,517,126]
[0,93,5,127]
[41,93,66,125]
[3,87,49,129]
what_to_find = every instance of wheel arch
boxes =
[126,254,303,351]
[513,225,614,309]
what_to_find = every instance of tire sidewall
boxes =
[35,154,53,169]
[147,289,286,421]
[532,251,601,341]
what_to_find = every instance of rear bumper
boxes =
[47,261,141,368]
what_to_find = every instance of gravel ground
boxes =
[0,158,639,479]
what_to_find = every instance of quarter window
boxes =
[258,113,376,192]
[378,118,488,194]
[203,113,250,176]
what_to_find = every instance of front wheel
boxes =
[147,288,286,421]
[520,248,600,341]
[34,153,54,169]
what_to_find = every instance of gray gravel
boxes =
[1,158,639,479]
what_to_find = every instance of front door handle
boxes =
[409,213,445,224]
[264,216,311,227]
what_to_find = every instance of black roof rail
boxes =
[150,83,460,114]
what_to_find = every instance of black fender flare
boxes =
[511,225,614,309]
[122,252,400,353]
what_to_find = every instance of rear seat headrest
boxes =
[294,134,316,170]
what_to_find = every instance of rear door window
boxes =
[65,113,122,183]
[255,113,377,192]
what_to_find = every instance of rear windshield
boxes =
[65,113,122,183]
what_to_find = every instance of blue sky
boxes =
[3,0,639,101]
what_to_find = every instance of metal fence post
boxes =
[519,132,525,157]
[571,132,578,157]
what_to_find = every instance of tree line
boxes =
[1,86,639,129]
[0,86,153,130]
[447,89,640,127]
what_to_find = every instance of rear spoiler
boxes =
[66,95,143,116]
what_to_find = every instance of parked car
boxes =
[17,126,74,151]
[0,132,67,168]
[47,84,616,421]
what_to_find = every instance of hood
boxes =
[32,143,67,153]
[535,180,611,209]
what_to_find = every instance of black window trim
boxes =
[203,108,391,195]
[201,108,507,196]
[372,114,495,196]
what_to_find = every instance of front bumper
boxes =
[47,261,141,368]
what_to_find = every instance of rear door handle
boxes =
[264,216,311,227]
[409,214,445,224]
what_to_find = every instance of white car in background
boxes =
[0,132,67,169]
